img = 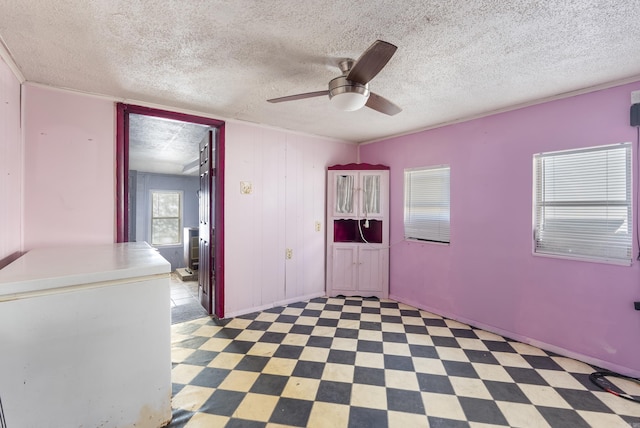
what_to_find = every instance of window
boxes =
[151,191,182,246]
[404,165,450,243]
[533,143,632,264]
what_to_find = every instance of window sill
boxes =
[532,250,632,266]
[404,238,450,246]
[152,243,183,248]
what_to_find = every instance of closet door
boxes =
[198,131,213,314]
[258,136,287,305]
[284,139,325,299]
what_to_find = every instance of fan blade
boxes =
[347,40,397,85]
[366,92,402,116]
[267,91,329,103]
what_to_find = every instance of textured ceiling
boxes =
[129,114,209,176]
[1,1,640,143]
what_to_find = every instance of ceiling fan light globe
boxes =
[331,91,370,111]
[331,92,369,111]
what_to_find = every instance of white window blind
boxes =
[533,143,632,264]
[404,165,450,243]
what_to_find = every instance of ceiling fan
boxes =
[267,40,402,116]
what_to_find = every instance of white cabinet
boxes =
[331,244,387,294]
[327,164,389,298]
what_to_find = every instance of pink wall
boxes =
[23,85,115,249]
[0,56,22,267]
[360,82,640,376]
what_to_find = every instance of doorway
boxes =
[115,103,226,318]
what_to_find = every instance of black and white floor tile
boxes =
[168,297,640,427]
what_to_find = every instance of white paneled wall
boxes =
[225,122,356,317]
[23,85,115,250]
[0,55,22,268]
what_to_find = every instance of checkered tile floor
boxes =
[169,297,640,427]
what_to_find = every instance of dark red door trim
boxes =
[214,125,225,318]
[115,103,129,243]
[115,103,226,318]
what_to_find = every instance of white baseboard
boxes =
[225,291,326,319]
[389,294,640,379]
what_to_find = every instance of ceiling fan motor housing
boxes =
[328,76,370,111]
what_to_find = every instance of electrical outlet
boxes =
[315,221,321,232]
[285,248,293,259]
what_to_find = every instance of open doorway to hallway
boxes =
[116,104,225,318]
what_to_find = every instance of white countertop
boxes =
[0,242,171,298]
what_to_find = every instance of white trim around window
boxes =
[533,142,632,265]
[150,190,183,246]
[404,165,451,243]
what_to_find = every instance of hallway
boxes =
[170,273,208,325]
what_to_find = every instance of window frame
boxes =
[404,165,451,244]
[532,142,632,265]
[150,190,184,247]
